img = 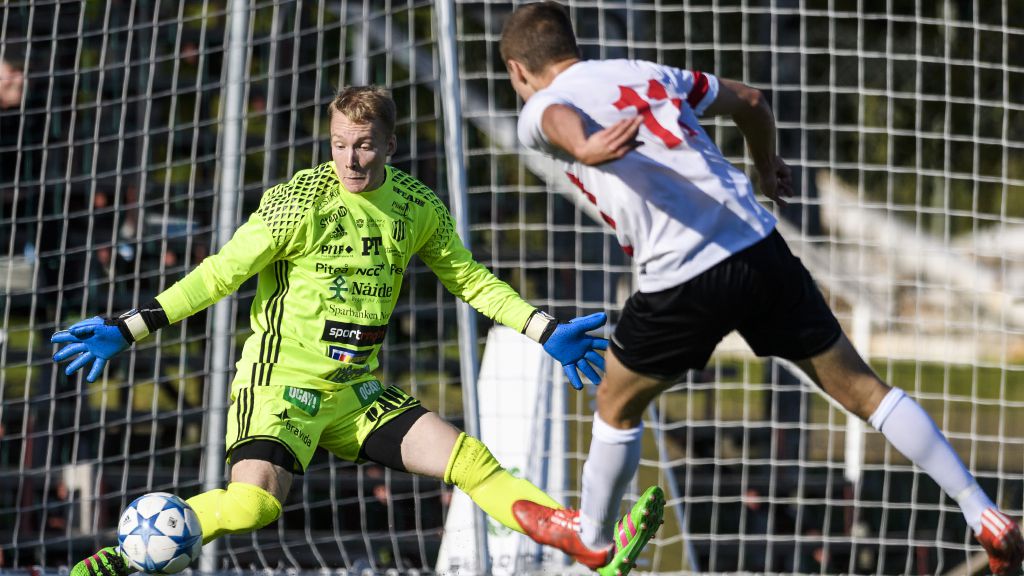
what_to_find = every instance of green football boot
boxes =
[597,485,666,576]
[70,546,135,576]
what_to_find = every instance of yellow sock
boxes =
[186,482,282,545]
[444,432,561,533]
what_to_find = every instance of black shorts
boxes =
[611,230,842,378]
[229,405,430,474]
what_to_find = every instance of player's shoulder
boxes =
[388,166,446,213]
[388,166,435,198]
[559,58,693,86]
[260,162,337,208]
[280,161,339,201]
[556,59,657,80]
[257,162,339,232]
[531,59,670,105]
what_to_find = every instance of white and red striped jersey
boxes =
[518,59,777,292]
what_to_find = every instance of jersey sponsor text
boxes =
[321,320,388,346]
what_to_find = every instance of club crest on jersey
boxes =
[327,345,370,364]
[392,220,406,242]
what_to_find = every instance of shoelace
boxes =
[548,509,583,533]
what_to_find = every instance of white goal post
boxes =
[0,1,1021,575]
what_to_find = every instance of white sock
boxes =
[579,413,644,549]
[868,387,995,533]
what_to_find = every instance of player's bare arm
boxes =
[541,103,643,166]
[703,78,793,206]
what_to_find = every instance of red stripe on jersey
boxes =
[567,172,598,204]
[566,172,634,256]
[687,71,710,109]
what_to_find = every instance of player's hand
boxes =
[755,154,793,207]
[542,312,609,390]
[575,116,643,166]
[51,316,132,382]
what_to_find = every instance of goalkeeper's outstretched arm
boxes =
[51,186,299,382]
[416,198,608,390]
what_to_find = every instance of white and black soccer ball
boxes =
[117,492,203,574]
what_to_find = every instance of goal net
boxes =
[1,1,1021,575]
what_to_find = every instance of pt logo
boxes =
[392,220,406,242]
[329,275,349,301]
[361,236,384,256]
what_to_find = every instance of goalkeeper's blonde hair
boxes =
[329,85,396,136]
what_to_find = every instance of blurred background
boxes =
[1,1,1022,574]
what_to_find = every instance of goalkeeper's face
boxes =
[330,112,397,193]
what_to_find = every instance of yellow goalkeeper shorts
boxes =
[225,379,422,472]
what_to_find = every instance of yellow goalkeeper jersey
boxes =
[155,162,536,390]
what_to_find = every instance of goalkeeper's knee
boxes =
[186,482,282,544]
[444,432,560,533]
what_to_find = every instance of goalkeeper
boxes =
[52,85,662,576]
[499,3,1023,576]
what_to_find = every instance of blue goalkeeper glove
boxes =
[541,312,609,390]
[51,316,134,383]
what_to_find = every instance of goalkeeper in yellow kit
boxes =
[52,86,664,576]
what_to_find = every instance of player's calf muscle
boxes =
[444,432,561,533]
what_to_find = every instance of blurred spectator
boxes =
[0,58,23,109]
[1,42,44,307]
[1,53,26,213]
[0,54,26,349]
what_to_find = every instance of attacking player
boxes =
[499,2,1024,575]
[52,85,663,576]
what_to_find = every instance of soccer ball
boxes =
[117,492,203,574]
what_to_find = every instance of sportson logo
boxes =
[321,320,387,346]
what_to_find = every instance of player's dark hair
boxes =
[500,1,580,74]
[329,85,396,135]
